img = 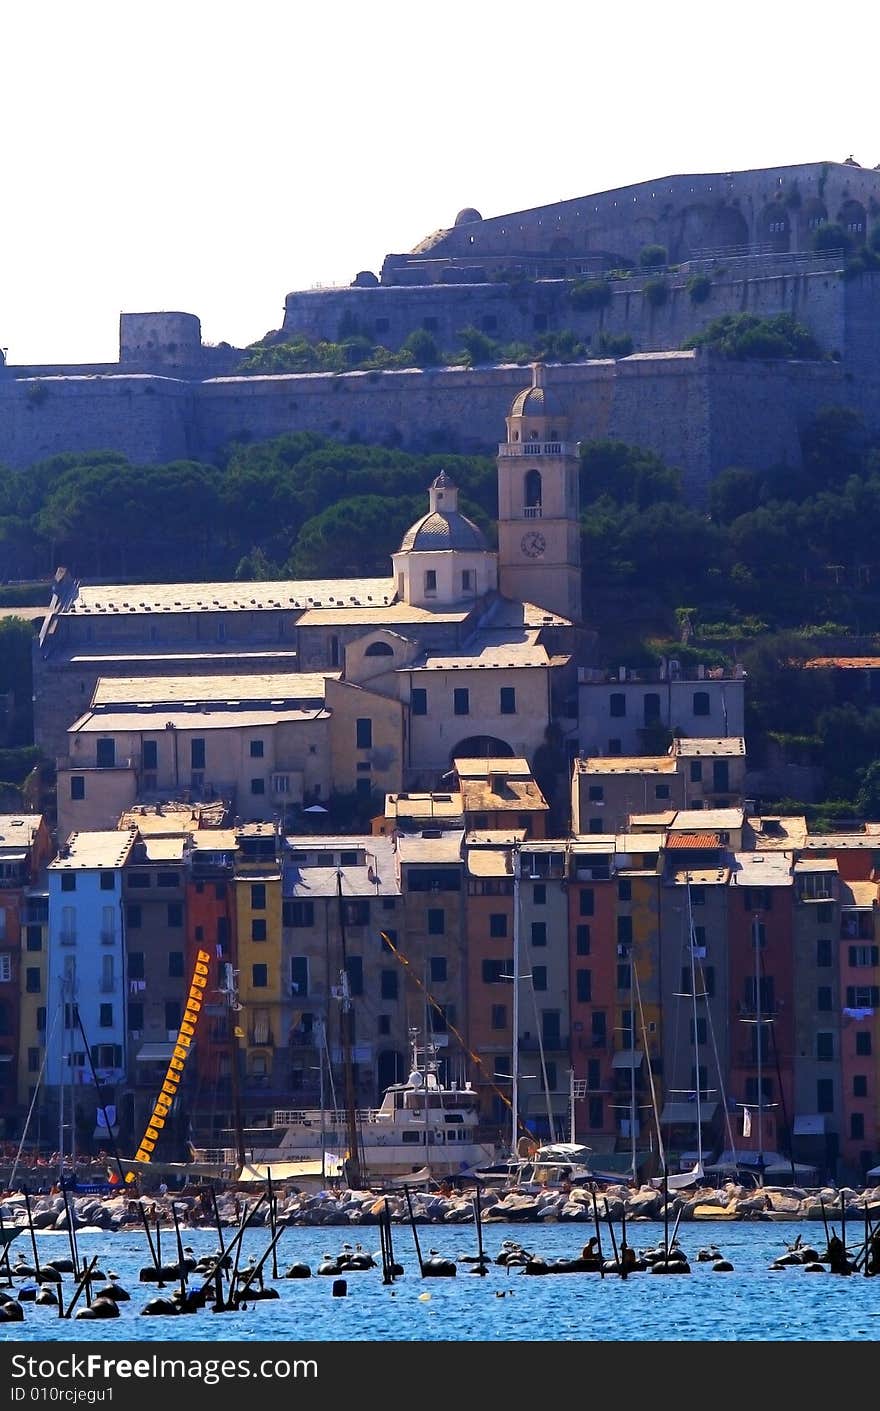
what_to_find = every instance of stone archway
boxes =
[705,204,749,252]
[450,736,514,762]
[838,199,867,244]
[759,203,791,252]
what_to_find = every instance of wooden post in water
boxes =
[819,1195,831,1254]
[136,1198,160,1271]
[841,1188,847,1260]
[171,1201,187,1301]
[590,1185,605,1279]
[23,1189,41,1278]
[620,1202,629,1281]
[267,1169,279,1280]
[404,1186,425,1276]
[209,1186,230,1284]
[63,1255,99,1320]
[604,1198,620,1268]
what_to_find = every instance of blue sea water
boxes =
[3,1221,879,1342]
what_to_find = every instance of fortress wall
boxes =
[0,376,193,469]
[282,266,850,359]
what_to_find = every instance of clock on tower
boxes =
[520,530,546,558]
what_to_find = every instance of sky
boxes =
[2,1,878,365]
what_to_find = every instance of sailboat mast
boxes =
[511,843,521,1154]
[224,964,246,1173]
[753,914,763,1182]
[58,977,65,1185]
[629,945,637,1183]
[686,879,703,1171]
[336,869,362,1189]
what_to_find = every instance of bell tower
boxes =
[497,364,582,622]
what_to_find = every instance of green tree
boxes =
[402,328,441,366]
[709,467,761,524]
[683,312,821,360]
[856,760,880,820]
[812,222,849,253]
[639,244,668,269]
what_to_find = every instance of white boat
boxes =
[192,1038,498,1184]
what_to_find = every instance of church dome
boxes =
[399,509,487,553]
[455,207,483,226]
[399,472,488,552]
[510,363,565,420]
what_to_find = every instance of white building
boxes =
[578,664,746,756]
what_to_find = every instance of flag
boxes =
[742,1107,752,1137]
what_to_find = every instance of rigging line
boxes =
[759,937,797,1183]
[379,930,524,1131]
[695,945,739,1163]
[685,877,703,1169]
[632,954,666,1173]
[10,1000,62,1192]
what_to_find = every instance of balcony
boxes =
[523,505,543,519]
[56,755,139,772]
[248,1030,275,1047]
[498,441,575,458]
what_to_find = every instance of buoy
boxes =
[12,1263,36,1277]
[418,1292,431,1301]
[139,1265,180,1283]
[37,1268,62,1285]
[95,1283,130,1302]
[284,1263,312,1279]
[45,1258,75,1274]
[331,1279,347,1297]
[422,1255,456,1277]
[711,1259,734,1272]
[0,1302,25,1321]
[35,1289,58,1306]
[317,1258,343,1277]
[651,1259,691,1275]
[141,1296,180,1315]
[17,1286,38,1303]
[804,1262,826,1273]
[75,1298,120,1320]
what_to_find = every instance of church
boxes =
[38,368,588,828]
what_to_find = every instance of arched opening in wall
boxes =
[705,204,749,252]
[330,636,340,667]
[838,199,867,243]
[450,736,514,762]
[524,468,542,514]
[377,1049,405,1092]
[759,204,791,252]
[550,236,574,254]
[365,640,394,658]
[802,197,828,236]
[674,203,713,260]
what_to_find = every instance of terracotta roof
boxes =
[665,832,722,850]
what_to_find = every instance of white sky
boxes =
[2,1,877,365]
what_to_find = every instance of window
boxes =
[689,761,703,783]
[609,693,626,718]
[531,921,547,948]
[427,909,445,936]
[25,967,40,994]
[157,871,178,888]
[343,899,369,926]
[356,778,372,801]
[616,963,631,991]
[167,902,183,928]
[617,916,632,945]
[608,739,622,755]
[99,871,115,892]
[168,951,184,979]
[143,740,158,771]
[579,889,594,917]
[816,1078,834,1114]
[96,738,116,769]
[430,956,447,983]
[846,986,880,1008]
[380,969,398,1000]
[532,965,547,991]
[249,739,264,758]
[853,1074,868,1098]
[27,1047,40,1074]
[346,957,363,996]
[576,969,591,1003]
[26,925,42,951]
[36,1007,46,1031]
[424,570,437,595]
[856,1032,872,1056]
[377,1015,391,1036]
[816,1032,834,1061]
[816,903,832,924]
[128,1002,143,1030]
[588,1097,604,1129]
[164,1001,181,1031]
[411,688,427,716]
[693,691,710,717]
[251,918,267,942]
[655,784,670,800]
[491,1003,507,1030]
[250,778,266,796]
[817,938,832,968]
[453,688,470,716]
[191,739,206,770]
[690,1017,707,1045]
[576,925,590,955]
[542,1010,560,1044]
[849,945,879,968]
[356,718,372,750]
[60,874,76,893]
[644,693,660,723]
[817,986,833,1011]
[489,913,508,938]
[251,884,266,910]
[281,960,307,1003]
[128,952,144,980]
[500,687,516,715]
[618,879,631,902]
[588,817,604,834]
[482,959,509,984]
[70,776,85,801]
[283,901,314,927]
[127,871,149,889]
[852,1113,866,1140]
[532,883,546,906]
[98,1003,113,1029]
[252,964,268,989]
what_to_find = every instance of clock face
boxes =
[520,530,546,558]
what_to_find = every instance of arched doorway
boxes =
[759,204,791,252]
[705,204,749,252]
[450,736,514,762]
[524,468,542,512]
[377,1049,405,1093]
[838,199,867,244]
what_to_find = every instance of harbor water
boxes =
[3,1221,880,1341]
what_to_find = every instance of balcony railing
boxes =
[56,755,139,772]
[523,505,543,519]
[249,1031,274,1047]
[498,441,574,458]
